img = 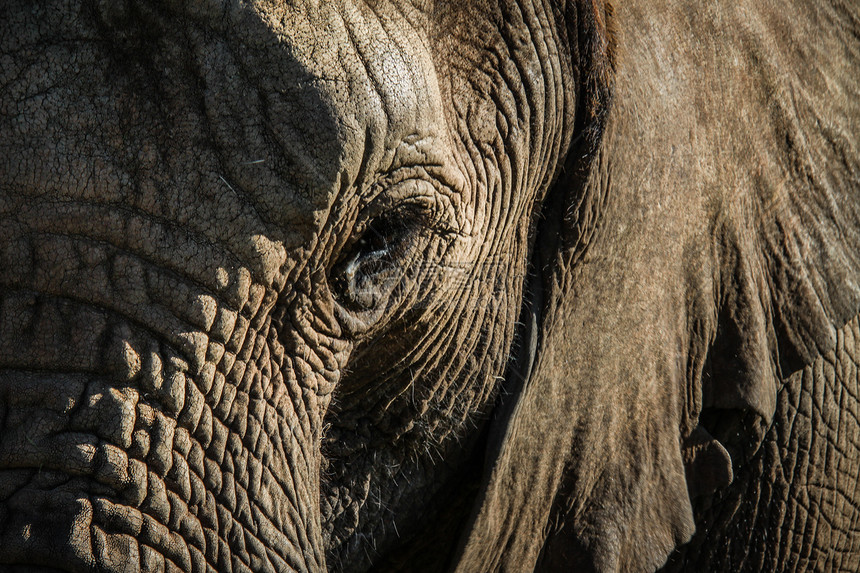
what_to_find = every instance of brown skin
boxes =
[0,1,858,573]
[0,0,581,571]
[480,1,860,572]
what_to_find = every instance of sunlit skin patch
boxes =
[0,0,578,571]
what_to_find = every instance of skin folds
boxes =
[1,0,858,572]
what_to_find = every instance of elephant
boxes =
[1,0,859,571]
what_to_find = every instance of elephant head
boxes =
[1,0,858,571]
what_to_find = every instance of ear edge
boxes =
[450,1,620,571]
[693,187,860,477]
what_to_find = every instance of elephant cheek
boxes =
[0,303,341,572]
[0,230,342,572]
[0,1,354,569]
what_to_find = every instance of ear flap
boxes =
[450,2,660,571]
[452,131,700,573]
[758,151,860,374]
[452,0,860,570]
[692,22,860,475]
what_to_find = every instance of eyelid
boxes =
[362,178,462,235]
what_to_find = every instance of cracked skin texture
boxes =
[0,1,859,573]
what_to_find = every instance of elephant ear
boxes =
[450,1,640,571]
[454,1,860,572]
[696,27,860,475]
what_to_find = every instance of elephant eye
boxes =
[352,212,412,264]
[330,207,424,312]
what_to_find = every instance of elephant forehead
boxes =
[242,0,451,189]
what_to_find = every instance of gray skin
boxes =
[0,0,858,572]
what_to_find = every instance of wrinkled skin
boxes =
[0,1,858,573]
